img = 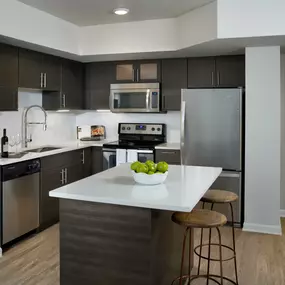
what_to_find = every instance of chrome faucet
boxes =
[23,105,48,148]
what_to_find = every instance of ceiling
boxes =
[17,0,215,26]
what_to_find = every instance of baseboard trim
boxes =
[280,209,285,217]
[243,223,282,235]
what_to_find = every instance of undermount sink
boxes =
[27,146,62,153]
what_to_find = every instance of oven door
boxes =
[137,150,154,163]
[110,84,160,113]
[102,148,117,170]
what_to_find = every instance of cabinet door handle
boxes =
[60,169,64,185]
[82,150,85,164]
[161,151,177,154]
[136,69,139,82]
[62,94,66,108]
[40,73,43,88]
[217,72,220,86]
[211,71,214,86]
[64,168,67,184]
[44,73,47,88]
[132,69,135,82]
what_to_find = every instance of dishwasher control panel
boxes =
[2,159,41,182]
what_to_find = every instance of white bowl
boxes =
[131,170,168,185]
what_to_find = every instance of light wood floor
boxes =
[0,220,284,285]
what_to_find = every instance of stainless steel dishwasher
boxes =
[2,159,40,245]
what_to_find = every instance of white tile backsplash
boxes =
[76,111,181,142]
[0,90,76,146]
[0,91,180,146]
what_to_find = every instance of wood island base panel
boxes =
[59,199,193,285]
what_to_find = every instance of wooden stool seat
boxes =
[201,189,238,204]
[172,209,227,228]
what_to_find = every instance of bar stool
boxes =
[197,190,239,285]
[171,209,227,285]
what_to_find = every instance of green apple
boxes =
[148,171,155,175]
[157,161,169,173]
[136,163,149,174]
[148,163,157,173]
[131,161,141,171]
[145,160,155,167]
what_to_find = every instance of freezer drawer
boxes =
[197,171,242,225]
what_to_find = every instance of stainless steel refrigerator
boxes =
[181,88,243,226]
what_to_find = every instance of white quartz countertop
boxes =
[0,139,115,166]
[49,164,222,212]
[155,142,180,150]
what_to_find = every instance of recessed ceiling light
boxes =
[113,8,129,16]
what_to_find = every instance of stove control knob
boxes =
[122,127,125,130]
[157,127,161,131]
[127,127,131,130]
[151,128,155,131]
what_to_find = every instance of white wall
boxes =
[281,55,285,214]
[176,1,217,49]
[80,2,218,56]
[0,0,80,55]
[76,111,180,142]
[244,46,281,235]
[0,91,76,149]
[0,0,218,57]
[79,18,177,55]
[218,0,285,39]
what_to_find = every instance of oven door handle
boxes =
[137,150,154,154]
[103,148,116,152]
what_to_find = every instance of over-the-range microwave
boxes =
[110,83,160,113]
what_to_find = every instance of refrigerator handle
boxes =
[180,100,186,165]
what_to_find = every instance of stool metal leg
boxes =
[216,227,224,285]
[197,202,205,275]
[179,227,189,285]
[206,227,213,284]
[230,202,239,285]
[188,228,192,279]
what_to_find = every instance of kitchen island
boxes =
[50,164,222,285]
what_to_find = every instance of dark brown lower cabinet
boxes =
[40,167,63,230]
[66,163,83,185]
[92,147,103,174]
[82,148,92,178]
[155,149,181,165]
[40,147,101,230]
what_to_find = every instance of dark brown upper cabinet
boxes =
[61,59,84,109]
[115,60,161,83]
[215,55,245,88]
[19,49,61,91]
[188,55,245,88]
[43,59,84,110]
[0,43,19,111]
[42,54,61,91]
[0,44,19,88]
[161,59,187,111]
[85,62,115,110]
[188,57,216,88]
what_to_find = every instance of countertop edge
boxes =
[49,192,193,212]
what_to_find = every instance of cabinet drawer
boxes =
[41,150,83,170]
[155,149,181,165]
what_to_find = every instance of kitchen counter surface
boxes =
[50,163,222,212]
[0,139,115,166]
[155,142,180,150]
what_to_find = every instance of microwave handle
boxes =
[146,89,150,109]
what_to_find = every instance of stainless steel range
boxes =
[102,123,166,170]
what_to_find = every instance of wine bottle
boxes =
[1,129,9,158]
